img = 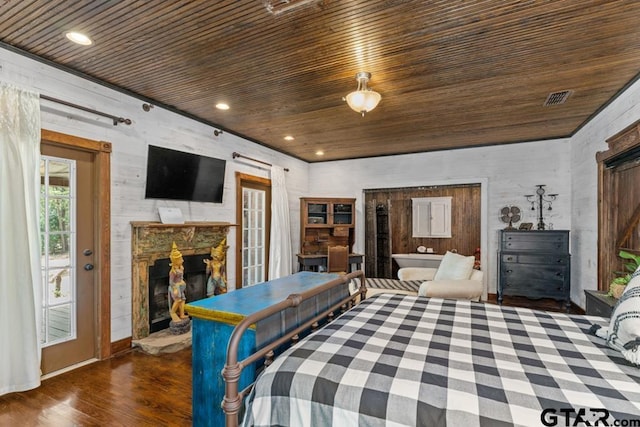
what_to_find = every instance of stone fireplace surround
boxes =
[131,221,232,340]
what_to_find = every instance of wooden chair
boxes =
[327,245,349,273]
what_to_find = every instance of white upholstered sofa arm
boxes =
[397,267,437,281]
[418,279,483,302]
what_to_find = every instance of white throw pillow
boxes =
[592,266,640,365]
[433,251,475,281]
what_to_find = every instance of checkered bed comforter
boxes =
[242,294,640,427]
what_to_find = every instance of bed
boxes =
[223,275,640,426]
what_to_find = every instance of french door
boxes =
[236,173,271,288]
[40,143,97,375]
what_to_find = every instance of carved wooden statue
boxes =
[204,237,228,296]
[168,242,189,323]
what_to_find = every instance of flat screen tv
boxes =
[144,145,226,203]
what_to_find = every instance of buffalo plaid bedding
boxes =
[242,294,640,426]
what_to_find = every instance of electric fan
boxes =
[500,206,521,230]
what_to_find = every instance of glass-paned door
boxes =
[242,187,266,287]
[40,156,76,346]
[40,140,97,375]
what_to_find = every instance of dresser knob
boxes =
[507,257,513,261]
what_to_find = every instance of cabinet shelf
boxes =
[300,197,356,256]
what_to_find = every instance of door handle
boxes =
[83,249,93,256]
[84,263,94,271]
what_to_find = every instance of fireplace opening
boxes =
[148,253,209,334]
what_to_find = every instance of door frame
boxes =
[41,129,111,359]
[235,172,271,289]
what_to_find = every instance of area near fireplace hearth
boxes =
[131,221,234,340]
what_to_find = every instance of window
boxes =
[40,156,77,346]
[412,196,452,238]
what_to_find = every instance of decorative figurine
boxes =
[204,237,228,296]
[168,242,190,334]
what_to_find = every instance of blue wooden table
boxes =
[186,271,344,427]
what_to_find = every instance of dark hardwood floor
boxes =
[0,348,192,426]
[486,293,584,314]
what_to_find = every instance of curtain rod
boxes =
[232,152,289,172]
[40,94,132,126]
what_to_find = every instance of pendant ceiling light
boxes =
[344,72,381,116]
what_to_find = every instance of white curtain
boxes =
[0,83,42,395]
[268,165,292,280]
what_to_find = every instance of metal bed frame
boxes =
[221,270,367,427]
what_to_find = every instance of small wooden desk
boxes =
[297,253,364,272]
[186,271,345,427]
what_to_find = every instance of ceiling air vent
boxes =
[264,0,321,15]
[543,90,573,106]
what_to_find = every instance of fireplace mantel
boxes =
[131,221,234,339]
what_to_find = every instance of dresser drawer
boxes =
[502,279,567,299]
[500,263,569,299]
[501,253,569,265]
[501,263,568,283]
[501,231,569,253]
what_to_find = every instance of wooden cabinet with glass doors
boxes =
[300,197,356,256]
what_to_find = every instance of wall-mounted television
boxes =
[144,145,226,203]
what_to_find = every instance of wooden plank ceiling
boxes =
[2,1,640,162]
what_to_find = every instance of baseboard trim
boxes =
[486,293,584,314]
[110,337,132,356]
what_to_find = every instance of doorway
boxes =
[364,184,482,279]
[235,173,271,288]
[40,130,111,375]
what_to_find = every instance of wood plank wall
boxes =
[364,184,481,278]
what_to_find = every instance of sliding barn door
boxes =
[597,120,640,291]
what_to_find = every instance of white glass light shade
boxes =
[345,72,381,116]
[345,90,381,115]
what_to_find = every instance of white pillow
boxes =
[592,266,640,365]
[433,251,475,281]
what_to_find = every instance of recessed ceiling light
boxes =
[315,150,324,156]
[65,31,93,46]
[216,103,230,110]
[284,135,294,141]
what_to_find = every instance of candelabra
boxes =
[524,185,558,230]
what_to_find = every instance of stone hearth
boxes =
[132,328,192,355]
[131,221,232,340]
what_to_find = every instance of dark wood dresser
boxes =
[498,230,571,311]
[584,290,616,317]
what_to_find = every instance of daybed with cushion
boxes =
[360,251,483,300]
[398,250,483,301]
[222,270,640,427]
